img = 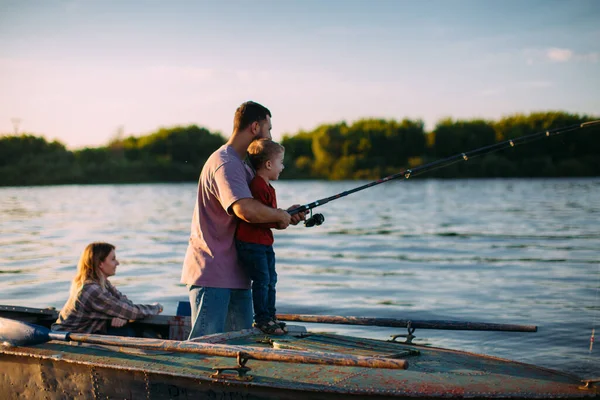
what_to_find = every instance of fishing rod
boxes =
[294,119,600,226]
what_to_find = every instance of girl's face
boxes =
[266,151,285,181]
[98,249,119,278]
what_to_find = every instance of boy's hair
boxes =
[247,139,285,171]
[233,101,271,132]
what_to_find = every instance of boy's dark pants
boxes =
[236,241,277,325]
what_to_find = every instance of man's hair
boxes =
[233,101,271,132]
[247,139,285,171]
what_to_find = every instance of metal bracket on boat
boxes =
[255,336,273,345]
[580,378,599,390]
[210,352,253,381]
[390,321,416,344]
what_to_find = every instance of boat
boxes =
[0,304,598,399]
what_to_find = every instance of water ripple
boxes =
[0,179,599,377]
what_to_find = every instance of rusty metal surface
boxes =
[0,306,596,398]
[1,330,597,399]
[65,331,408,370]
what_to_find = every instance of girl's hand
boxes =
[111,317,128,327]
[153,302,164,314]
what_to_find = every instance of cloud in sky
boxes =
[544,48,598,63]
[524,48,599,65]
[546,48,574,62]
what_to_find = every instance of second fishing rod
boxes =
[294,119,600,227]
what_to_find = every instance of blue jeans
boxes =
[187,285,253,339]
[236,241,277,325]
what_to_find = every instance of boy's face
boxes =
[266,150,285,181]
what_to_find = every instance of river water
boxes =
[1,178,599,377]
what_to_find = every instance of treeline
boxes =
[281,111,599,179]
[0,126,225,186]
[1,111,598,186]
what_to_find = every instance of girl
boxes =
[52,242,163,335]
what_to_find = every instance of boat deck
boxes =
[1,326,595,399]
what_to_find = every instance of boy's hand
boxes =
[153,302,164,314]
[287,204,307,225]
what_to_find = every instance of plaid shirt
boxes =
[52,280,161,334]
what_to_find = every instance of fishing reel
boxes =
[304,210,325,228]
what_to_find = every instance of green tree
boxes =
[311,123,347,178]
[281,131,315,178]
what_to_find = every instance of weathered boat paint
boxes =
[67,331,410,370]
[0,305,597,399]
[0,317,409,370]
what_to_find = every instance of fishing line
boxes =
[291,120,600,219]
[578,262,600,386]
[586,261,600,373]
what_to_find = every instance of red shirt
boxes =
[236,176,278,245]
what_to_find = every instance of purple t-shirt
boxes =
[181,145,254,288]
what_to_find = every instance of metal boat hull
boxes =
[0,305,597,399]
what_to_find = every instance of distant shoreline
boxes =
[2,111,599,186]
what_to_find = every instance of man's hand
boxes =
[276,208,292,229]
[111,317,128,328]
[275,221,288,230]
[287,204,307,225]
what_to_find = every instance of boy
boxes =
[236,139,287,335]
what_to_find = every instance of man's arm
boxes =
[231,198,292,228]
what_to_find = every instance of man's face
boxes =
[254,115,272,140]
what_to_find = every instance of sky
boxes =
[0,0,599,149]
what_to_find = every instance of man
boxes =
[181,101,305,339]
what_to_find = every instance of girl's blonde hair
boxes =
[69,242,115,300]
[248,139,285,171]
